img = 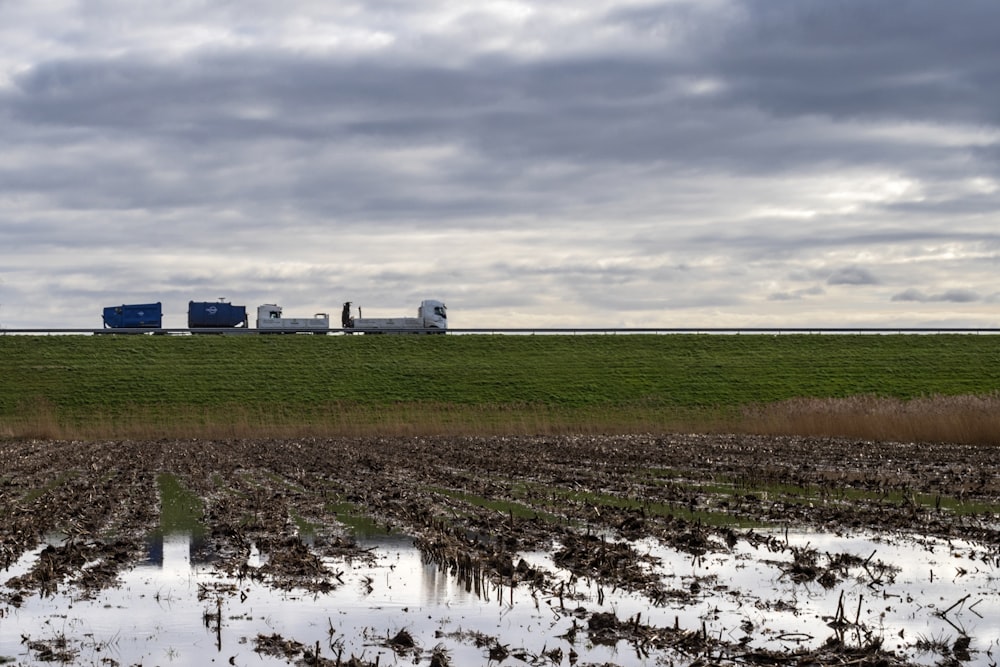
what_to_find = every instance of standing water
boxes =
[1,528,998,665]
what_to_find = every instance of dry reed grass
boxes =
[734,394,1000,445]
[3,394,998,444]
[2,401,700,441]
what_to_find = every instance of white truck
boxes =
[256,304,330,332]
[341,300,447,334]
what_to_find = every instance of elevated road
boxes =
[3,327,1000,335]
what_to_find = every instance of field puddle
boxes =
[2,528,998,666]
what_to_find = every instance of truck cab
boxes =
[418,300,447,330]
[341,299,447,333]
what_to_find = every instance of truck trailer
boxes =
[188,300,248,329]
[256,304,330,332]
[102,302,162,329]
[342,300,447,333]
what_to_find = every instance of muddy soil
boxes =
[1,434,998,666]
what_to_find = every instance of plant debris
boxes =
[1,434,997,666]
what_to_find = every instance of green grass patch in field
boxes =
[701,475,1000,517]
[157,473,204,536]
[530,482,765,529]
[290,511,318,538]
[326,500,395,539]
[15,472,76,508]
[428,485,561,525]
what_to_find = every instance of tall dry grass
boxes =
[733,394,1000,445]
[0,401,680,441]
[3,394,999,444]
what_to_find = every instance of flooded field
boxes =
[1,435,999,666]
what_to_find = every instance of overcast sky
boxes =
[2,0,999,329]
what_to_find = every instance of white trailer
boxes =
[256,304,330,332]
[342,300,447,333]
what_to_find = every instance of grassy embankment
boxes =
[2,334,999,442]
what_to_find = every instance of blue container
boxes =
[187,301,247,328]
[102,303,162,328]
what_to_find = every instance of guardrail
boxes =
[3,327,1000,335]
[456,327,1000,334]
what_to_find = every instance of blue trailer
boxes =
[187,301,248,329]
[102,302,162,329]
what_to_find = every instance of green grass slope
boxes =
[2,334,999,439]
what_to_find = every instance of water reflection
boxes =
[143,531,212,568]
[0,528,998,666]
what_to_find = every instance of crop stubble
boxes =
[1,434,999,665]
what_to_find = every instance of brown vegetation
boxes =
[736,393,1000,445]
[7,393,1000,445]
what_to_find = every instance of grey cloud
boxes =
[8,55,697,222]
[2,34,993,256]
[768,285,825,301]
[891,288,980,303]
[885,193,1000,218]
[691,228,998,263]
[4,44,965,220]
[827,267,879,286]
[942,290,978,303]
[699,0,1000,125]
[891,288,926,302]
